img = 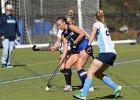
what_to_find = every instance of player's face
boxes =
[66,18,74,24]
[6,9,12,14]
[56,20,66,30]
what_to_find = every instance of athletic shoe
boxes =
[73,93,86,100]
[6,64,13,68]
[114,85,123,98]
[63,85,72,92]
[80,86,94,92]
[2,64,7,68]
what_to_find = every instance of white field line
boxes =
[0,86,139,90]
[0,58,140,84]
[114,58,140,65]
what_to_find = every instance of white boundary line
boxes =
[114,58,140,65]
[0,86,139,90]
[0,58,140,84]
[95,86,140,88]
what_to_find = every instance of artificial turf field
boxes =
[0,44,140,100]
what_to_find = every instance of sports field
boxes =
[0,44,140,100]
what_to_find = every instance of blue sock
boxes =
[81,78,93,97]
[102,76,118,90]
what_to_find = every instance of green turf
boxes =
[0,44,140,100]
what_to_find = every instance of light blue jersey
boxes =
[93,22,116,54]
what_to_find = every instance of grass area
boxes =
[0,44,140,100]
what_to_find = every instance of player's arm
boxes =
[69,24,85,44]
[50,37,61,51]
[88,27,98,45]
[61,34,68,61]
[0,15,5,40]
[54,38,61,48]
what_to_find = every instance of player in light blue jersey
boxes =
[73,10,122,100]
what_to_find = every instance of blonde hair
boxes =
[66,10,74,19]
[6,4,13,10]
[95,9,104,22]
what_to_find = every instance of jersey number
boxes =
[106,30,110,36]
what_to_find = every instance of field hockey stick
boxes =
[14,39,20,45]
[46,54,70,89]
[32,45,50,51]
[91,53,94,59]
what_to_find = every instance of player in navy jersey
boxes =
[56,16,94,92]
[48,10,78,91]
[73,10,122,100]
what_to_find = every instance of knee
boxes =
[75,61,86,71]
[65,65,71,69]
[87,70,94,79]
[65,62,71,69]
[76,66,82,71]
[94,73,101,79]
[3,46,9,51]
[95,73,105,80]
[60,69,65,74]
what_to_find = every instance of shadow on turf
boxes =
[73,95,123,100]
[13,64,27,67]
[88,94,123,100]
[72,85,82,90]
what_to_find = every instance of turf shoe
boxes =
[114,85,122,98]
[73,93,86,100]
[6,64,13,68]
[63,85,72,92]
[2,64,7,68]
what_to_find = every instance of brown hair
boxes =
[95,9,104,22]
[56,17,67,23]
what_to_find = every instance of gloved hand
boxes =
[71,41,77,49]
[85,45,93,56]
[70,41,77,52]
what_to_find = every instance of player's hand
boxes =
[16,36,20,41]
[85,45,93,56]
[70,41,77,50]
[60,54,66,64]
[1,36,5,40]
[47,47,58,51]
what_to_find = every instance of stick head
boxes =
[47,82,52,88]
[32,45,36,51]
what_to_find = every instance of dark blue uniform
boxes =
[62,24,88,52]
[0,13,21,41]
[0,13,21,67]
